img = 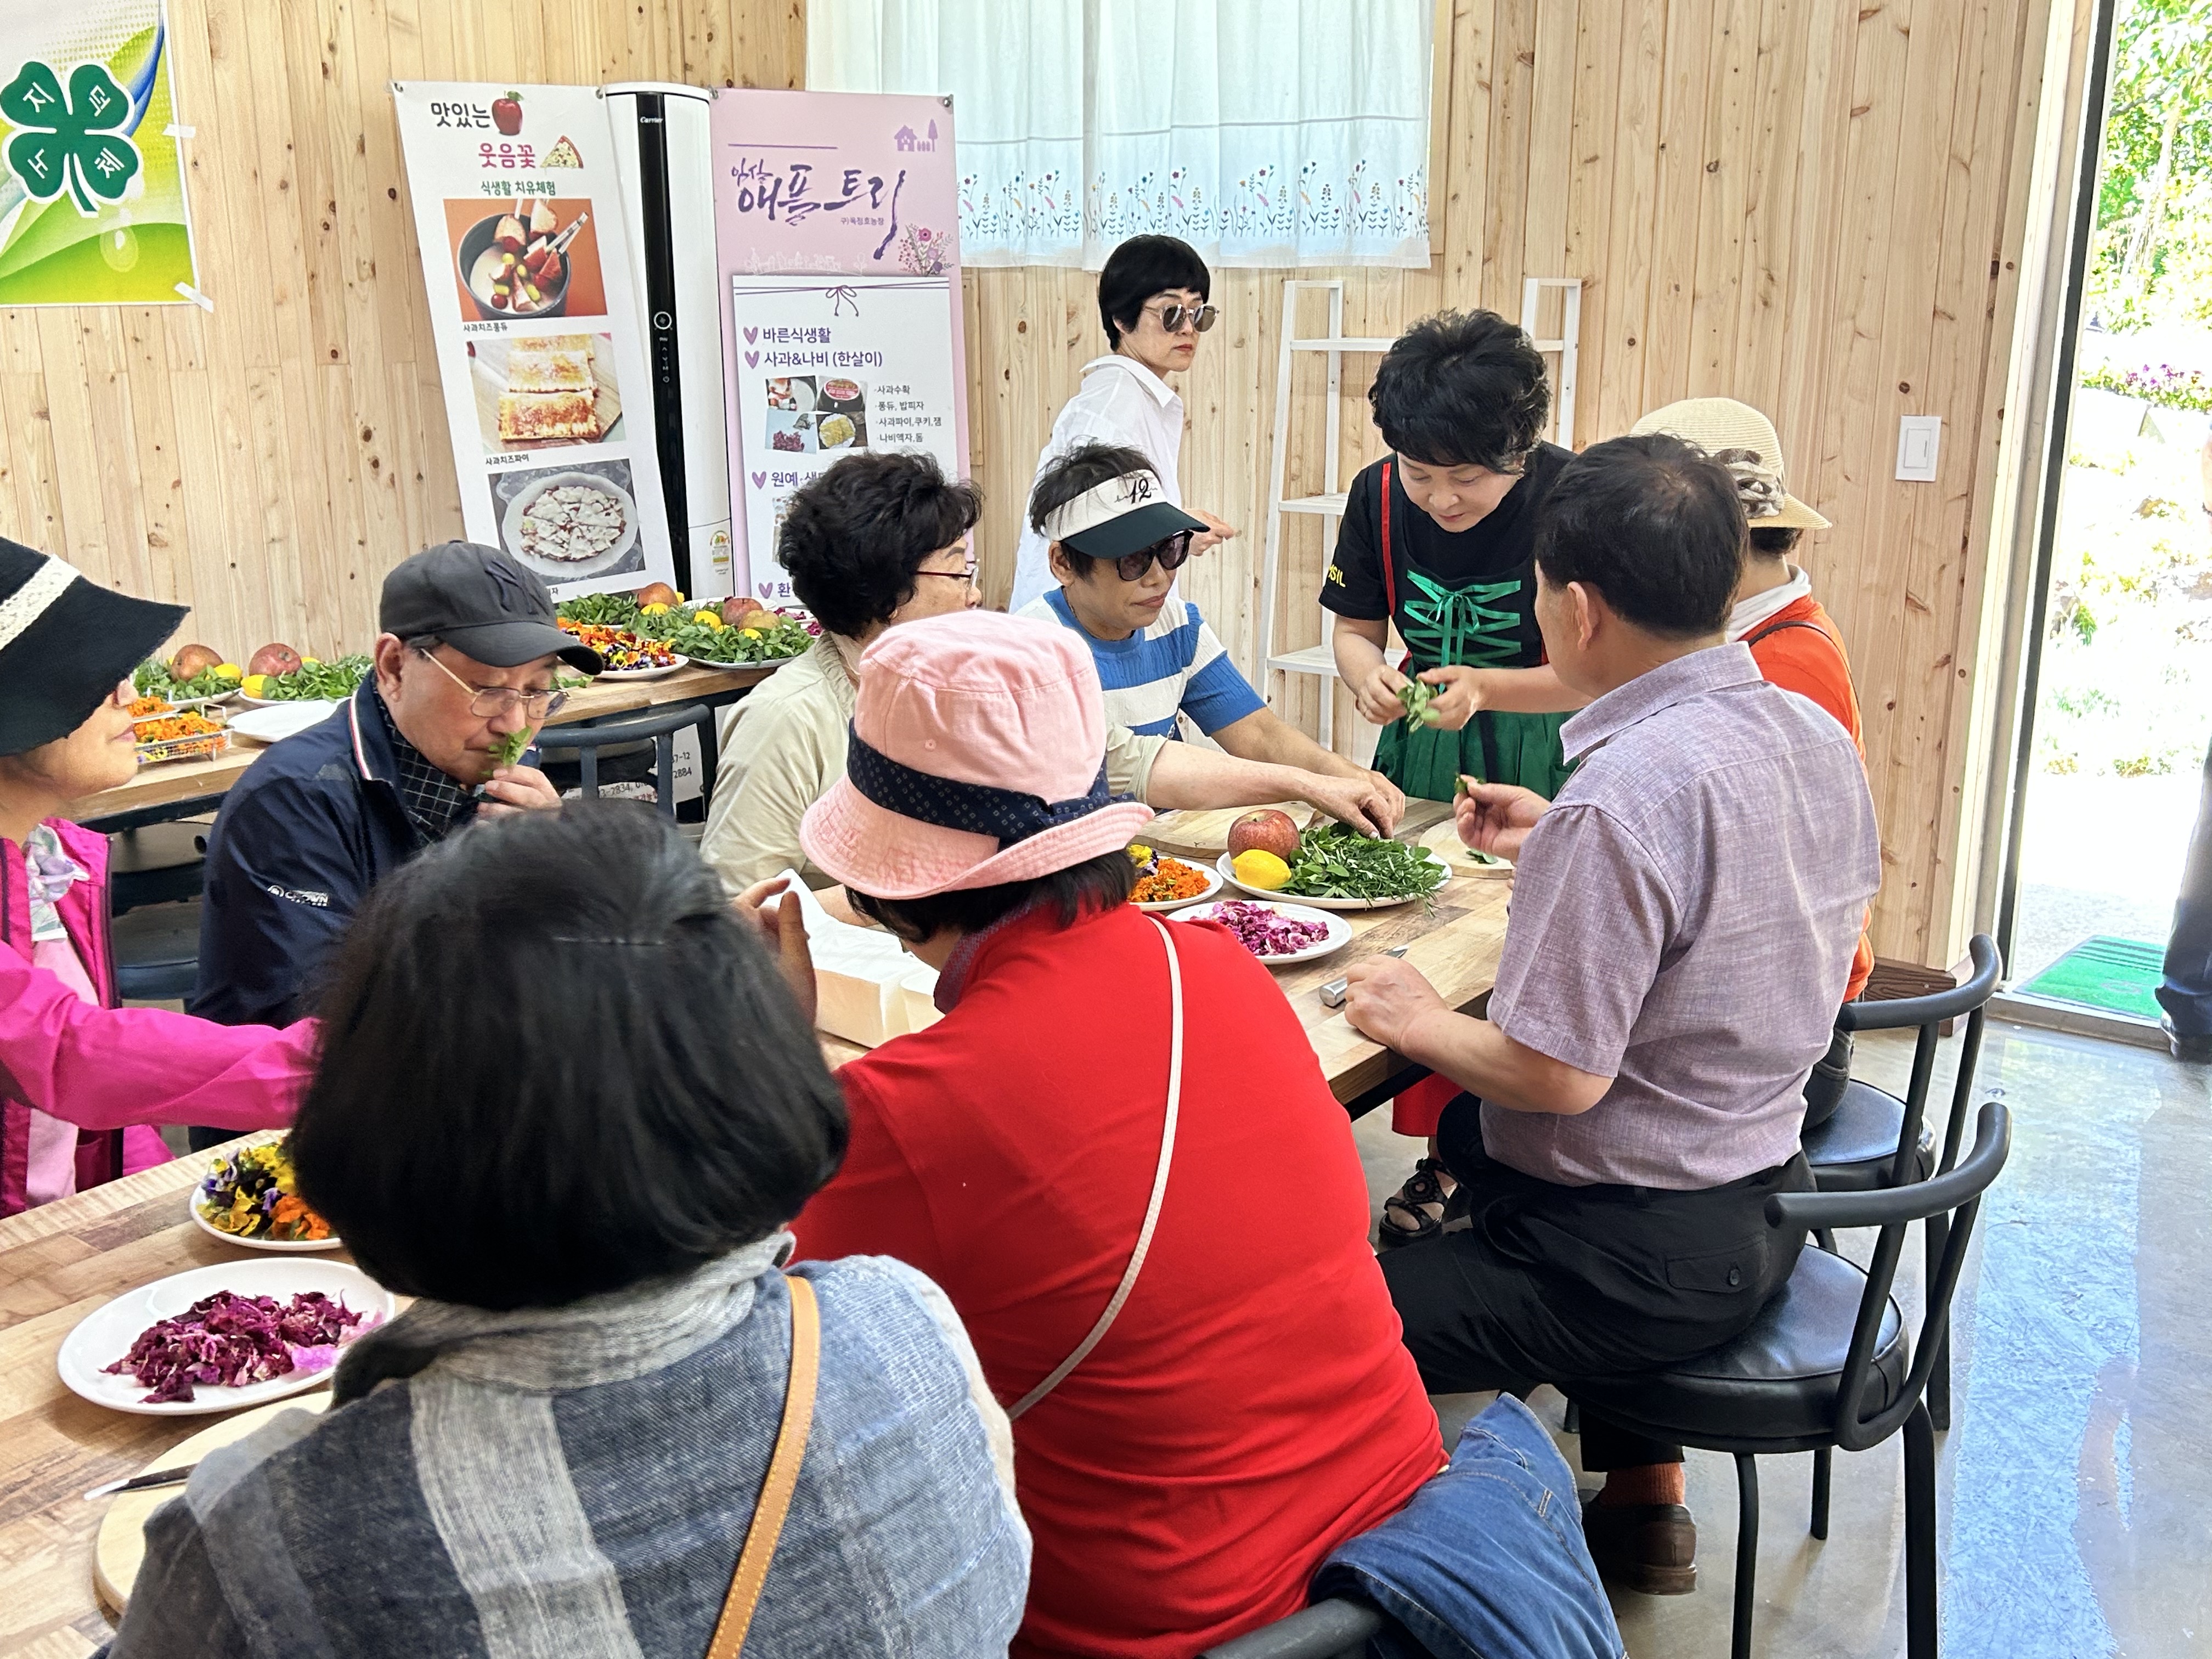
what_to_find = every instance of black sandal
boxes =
[1378,1158,1455,1249]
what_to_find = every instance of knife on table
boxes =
[1319,944,1409,1009]
[84,1466,195,1500]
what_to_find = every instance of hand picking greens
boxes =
[1397,678,1440,726]
[1280,823,1449,903]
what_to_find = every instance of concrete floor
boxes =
[1351,1020,2212,1658]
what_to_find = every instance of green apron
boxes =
[1372,460,1573,804]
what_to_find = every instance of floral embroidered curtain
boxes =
[808,0,1433,269]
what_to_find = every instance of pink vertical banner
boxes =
[707,90,968,601]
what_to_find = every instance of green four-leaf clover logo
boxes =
[2,60,142,218]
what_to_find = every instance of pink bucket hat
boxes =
[800,610,1154,899]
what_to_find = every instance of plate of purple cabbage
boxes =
[58,1261,393,1416]
[1175,899,1353,965]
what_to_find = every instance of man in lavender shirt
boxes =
[1345,433,1880,1595]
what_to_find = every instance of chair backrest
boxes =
[1770,1099,2011,1451]
[533,703,709,816]
[1198,1598,1384,1659]
[1836,934,2001,1186]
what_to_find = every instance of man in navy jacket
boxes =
[191,543,601,1031]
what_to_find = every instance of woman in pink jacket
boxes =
[1,539,317,1217]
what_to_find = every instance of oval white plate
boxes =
[1214,850,1449,911]
[59,1260,393,1417]
[1131,860,1223,913]
[186,1171,345,1253]
[501,470,640,582]
[595,654,689,681]
[229,701,340,743]
[1176,899,1354,964]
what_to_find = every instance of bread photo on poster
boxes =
[444,196,606,323]
[467,330,623,456]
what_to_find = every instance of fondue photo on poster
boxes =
[443,196,606,321]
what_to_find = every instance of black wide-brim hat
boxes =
[0,538,187,758]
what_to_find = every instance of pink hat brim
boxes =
[801,776,1155,900]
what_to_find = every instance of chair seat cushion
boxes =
[1804,1080,1934,1192]
[1568,1246,1906,1447]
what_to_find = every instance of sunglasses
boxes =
[1112,531,1195,583]
[1144,301,1218,335]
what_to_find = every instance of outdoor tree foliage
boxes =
[2091,0,2212,328]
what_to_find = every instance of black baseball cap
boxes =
[379,542,602,674]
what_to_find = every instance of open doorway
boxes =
[2006,0,2212,1027]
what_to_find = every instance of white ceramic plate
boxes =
[229,701,340,743]
[185,1148,345,1254]
[595,654,689,681]
[58,1260,393,1418]
[1131,859,1223,913]
[1176,899,1355,964]
[1214,850,1450,911]
[502,470,640,582]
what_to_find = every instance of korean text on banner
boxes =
[0,0,201,306]
[707,89,968,602]
[391,82,676,602]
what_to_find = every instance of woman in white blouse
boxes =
[1007,235,1237,613]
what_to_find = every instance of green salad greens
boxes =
[252,656,372,702]
[556,592,643,629]
[665,611,812,664]
[489,728,531,769]
[1282,822,1451,903]
[1397,678,1440,726]
[135,659,242,701]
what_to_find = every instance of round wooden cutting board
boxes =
[94,1393,330,1612]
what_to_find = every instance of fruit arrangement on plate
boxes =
[1218,810,1451,909]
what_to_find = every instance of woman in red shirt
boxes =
[780,608,1444,1658]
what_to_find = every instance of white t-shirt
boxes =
[1009,355,1186,613]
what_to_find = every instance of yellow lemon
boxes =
[242,674,272,697]
[213,663,242,680]
[301,657,321,668]
[1232,849,1291,890]
[696,611,724,629]
[673,591,686,603]
[640,602,670,616]
[741,627,763,639]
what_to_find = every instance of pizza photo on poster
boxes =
[466,330,622,457]
[444,195,605,323]
[487,456,643,588]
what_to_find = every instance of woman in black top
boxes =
[1324,312,1575,803]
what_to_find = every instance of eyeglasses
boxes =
[1145,301,1218,335]
[415,648,568,721]
[1114,531,1195,583]
[913,562,978,586]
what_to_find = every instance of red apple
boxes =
[1226,809,1301,861]
[721,596,766,627]
[248,643,303,679]
[493,214,525,252]
[633,582,678,608]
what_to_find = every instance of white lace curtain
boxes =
[808,0,1434,268]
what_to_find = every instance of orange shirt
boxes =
[1745,594,1874,999]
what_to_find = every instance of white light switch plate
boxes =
[1896,415,1942,482]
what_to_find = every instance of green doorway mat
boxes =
[2018,935,2166,1019]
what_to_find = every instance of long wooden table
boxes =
[0,864,1511,1656]
[69,662,778,825]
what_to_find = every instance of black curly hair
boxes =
[1368,309,1552,472]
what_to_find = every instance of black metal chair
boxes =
[109,897,203,1003]
[106,819,211,913]
[533,704,709,816]
[1199,1598,1384,1658]
[1806,933,2001,1430]
[1567,1101,2011,1659]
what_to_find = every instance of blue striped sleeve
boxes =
[1179,620,1265,734]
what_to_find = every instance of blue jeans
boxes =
[2158,732,2212,1037]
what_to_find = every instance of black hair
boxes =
[848,850,1137,945]
[1368,310,1551,472]
[1028,441,1155,583]
[1533,433,1747,640]
[1748,525,1801,558]
[290,803,846,1311]
[1098,235,1211,348]
[777,452,981,639]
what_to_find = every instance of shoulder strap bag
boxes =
[1006,913,1186,1420]
[703,1272,821,1659]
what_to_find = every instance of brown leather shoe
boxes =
[1581,1497,1698,1594]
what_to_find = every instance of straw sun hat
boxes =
[800,610,1154,899]
[1628,398,1831,531]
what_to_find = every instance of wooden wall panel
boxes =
[958,0,2066,969]
[0,0,803,666]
